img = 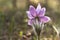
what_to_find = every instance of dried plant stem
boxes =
[52,25,59,36]
[52,25,59,40]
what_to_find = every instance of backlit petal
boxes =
[29,5,36,17]
[36,3,41,14]
[26,11,34,19]
[40,16,50,23]
[39,7,46,17]
[28,19,35,26]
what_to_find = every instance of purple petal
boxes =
[28,20,32,26]
[39,7,46,17]
[28,19,36,26]
[40,16,51,23]
[28,19,34,26]
[29,5,36,17]
[26,11,34,19]
[36,3,41,14]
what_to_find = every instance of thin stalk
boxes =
[32,24,38,40]
[36,19,40,40]
[42,23,44,30]
[52,25,59,40]
[37,35,40,40]
[32,25,37,36]
[52,25,59,36]
[36,19,39,26]
[39,23,44,40]
[9,16,15,40]
[32,19,45,40]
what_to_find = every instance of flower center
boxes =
[35,16,39,21]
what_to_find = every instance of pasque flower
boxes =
[26,3,50,26]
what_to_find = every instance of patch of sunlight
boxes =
[0,0,5,2]
[29,0,39,4]
[7,2,13,9]
[48,0,59,11]
[39,0,46,4]
[0,0,2,2]
[16,0,26,9]
[29,0,45,4]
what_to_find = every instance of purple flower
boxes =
[26,3,51,26]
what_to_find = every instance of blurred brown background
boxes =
[0,0,60,40]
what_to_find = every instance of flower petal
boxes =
[28,19,36,26]
[26,11,34,19]
[36,3,41,14]
[28,20,32,26]
[40,16,51,23]
[28,19,34,26]
[39,7,46,17]
[29,5,36,17]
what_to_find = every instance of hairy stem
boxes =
[32,24,38,40]
[32,19,45,40]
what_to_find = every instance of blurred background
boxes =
[0,0,60,40]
